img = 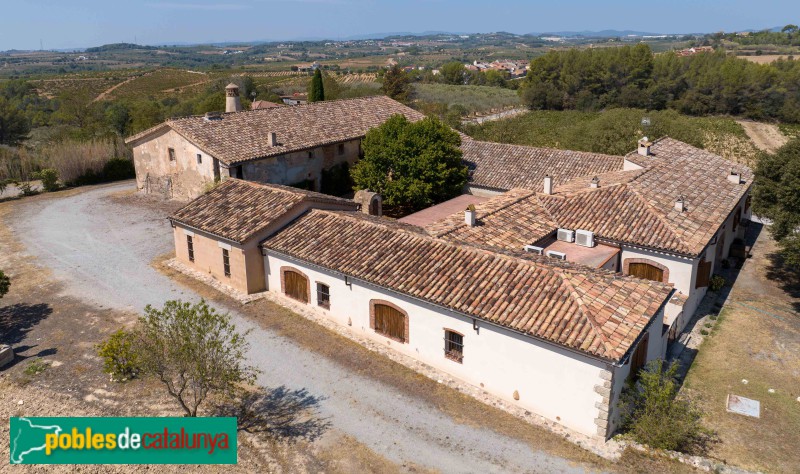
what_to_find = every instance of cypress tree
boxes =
[308,69,325,102]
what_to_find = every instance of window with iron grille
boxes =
[187,235,194,262]
[222,248,230,277]
[316,282,330,309]
[444,329,464,363]
[168,148,176,161]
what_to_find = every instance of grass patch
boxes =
[412,83,521,115]
[464,108,760,162]
[23,358,48,376]
[778,122,800,140]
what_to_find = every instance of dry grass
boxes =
[38,138,129,183]
[682,232,800,473]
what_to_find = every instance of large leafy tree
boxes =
[351,115,467,211]
[381,64,411,102]
[0,98,30,145]
[134,300,259,417]
[753,138,800,266]
[308,68,325,102]
[439,62,467,85]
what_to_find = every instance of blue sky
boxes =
[1,0,798,50]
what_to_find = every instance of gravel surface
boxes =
[8,181,599,474]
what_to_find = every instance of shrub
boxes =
[620,359,715,454]
[101,158,135,182]
[700,329,709,335]
[34,168,59,192]
[18,181,37,196]
[97,329,140,382]
[709,275,726,292]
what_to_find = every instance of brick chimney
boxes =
[637,137,652,156]
[543,175,553,195]
[590,176,600,189]
[728,169,742,184]
[268,132,278,147]
[225,83,242,113]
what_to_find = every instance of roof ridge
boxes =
[557,271,614,357]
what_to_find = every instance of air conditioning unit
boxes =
[523,245,544,255]
[557,229,575,243]
[546,250,567,260]
[575,229,595,248]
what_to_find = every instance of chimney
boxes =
[675,195,685,212]
[268,132,278,147]
[637,137,652,156]
[728,169,742,184]
[465,205,476,227]
[590,176,600,189]
[354,190,382,216]
[543,175,553,195]
[225,83,242,113]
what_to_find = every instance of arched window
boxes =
[628,262,664,282]
[282,268,309,303]
[370,300,408,343]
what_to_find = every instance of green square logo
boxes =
[9,417,237,464]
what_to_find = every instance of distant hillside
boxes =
[531,30,667,37]
[85,43,158,52]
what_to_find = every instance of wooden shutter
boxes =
[374,304,405,342]
[629,333,649,379]
[284,271,308,303]
[696,260,712,288]
[628,262,664,282]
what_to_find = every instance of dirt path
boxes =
[93,72,152,102]
[736,120,789,153]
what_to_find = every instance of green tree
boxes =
[619,359,713,454]
[381,64,411,102]
[134,300,259,417]
[753,138,800,266]
[350,114,467,211]
[440,62,467,85]
[308,68,325,102]
[0,97,31,145]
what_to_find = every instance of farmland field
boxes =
[412,83,521,115]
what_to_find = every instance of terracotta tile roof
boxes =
[126,96,426,165]
[462,140,624,191]
[426,189,557,250]
[427,138,752,257]
[262,209,673,362]
[168,179,357,243]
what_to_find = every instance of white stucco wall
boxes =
[264,252,626,437]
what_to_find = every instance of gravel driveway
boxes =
[9,181,598,473]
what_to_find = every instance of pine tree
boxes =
[381,65,411,102]
[308,69,325,102]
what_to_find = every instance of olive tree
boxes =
[135,300,258,417]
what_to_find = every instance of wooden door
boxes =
[629,333,649,379]
[284,271,308,303]
[374,304,405,342]
[628,262,664,282]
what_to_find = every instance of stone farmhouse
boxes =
[132,94,752,439]
[125,92,425,200]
